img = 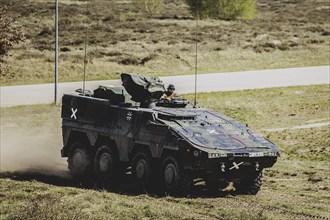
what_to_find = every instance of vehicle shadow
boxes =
[0,170,236,198]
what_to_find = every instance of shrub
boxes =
[132,0,164,16]
[185,0,256,20]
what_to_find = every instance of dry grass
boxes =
[1,0,329,85]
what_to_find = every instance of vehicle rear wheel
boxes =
[68,142,93,179]
[131,152,151,190]
[94,145,117,183]
[161,156,192,196]
[234,170,263,195]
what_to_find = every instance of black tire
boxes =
[68,142,93,179]
[235,171,263,195]
[94,145,117,184]
[205,178,228,194]
[131,152,151,190]
[161,156,192,196]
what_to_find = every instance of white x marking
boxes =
[229,162,244,170]
[207,129,219,135]
[71,108,78,119]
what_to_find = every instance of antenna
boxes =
[193,0,199,108]
[54,0,59,104]
[82,0,89,96]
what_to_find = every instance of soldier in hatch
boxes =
[162,84,177,101]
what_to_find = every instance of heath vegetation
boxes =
[0,0,329,85]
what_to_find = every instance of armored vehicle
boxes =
[61,73,278,195]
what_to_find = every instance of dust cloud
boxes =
[0,108,70,178]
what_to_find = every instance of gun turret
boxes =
[121,73,165,103]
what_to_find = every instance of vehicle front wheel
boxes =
[161,156,192,196]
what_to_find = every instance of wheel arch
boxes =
[94,135,119,160]
[130,143,152,160]
[62,130,91,157]
[161,148,182,161]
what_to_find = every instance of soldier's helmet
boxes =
[168,84,175,91]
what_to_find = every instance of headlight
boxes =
[266,151,277,156]
[208,153,221,158]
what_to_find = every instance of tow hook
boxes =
[221,163,225,172]
[255,162,260,171]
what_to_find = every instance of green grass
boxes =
[1,84,329,219]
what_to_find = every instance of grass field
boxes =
[1,84,329,219]
[1,0,329,85]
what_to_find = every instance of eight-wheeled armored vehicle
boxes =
[61,73,278,195]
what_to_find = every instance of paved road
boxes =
[1,66,329,107]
